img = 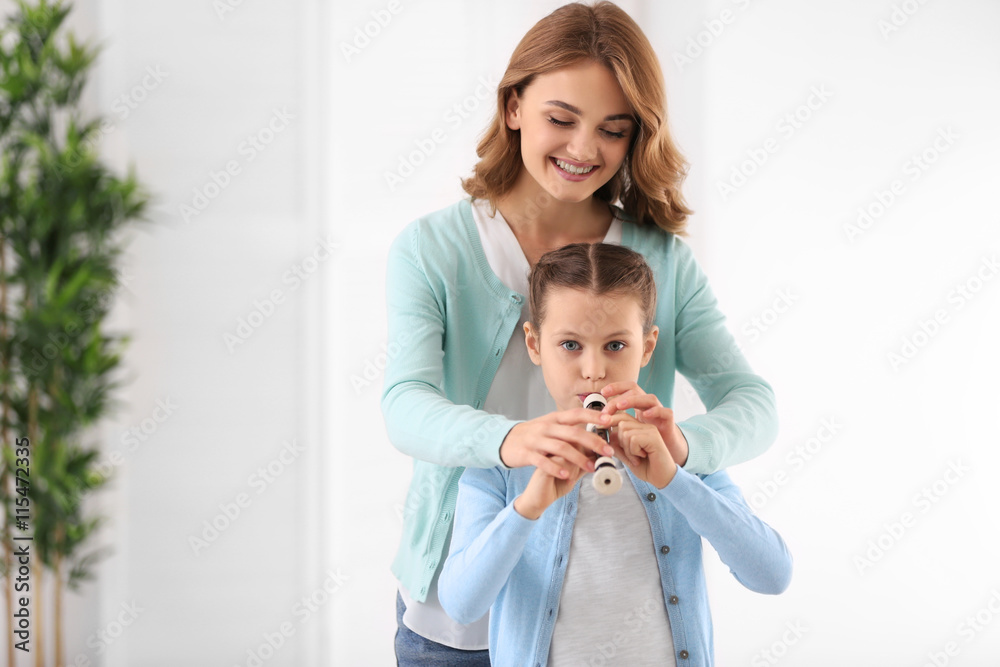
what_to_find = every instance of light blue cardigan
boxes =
[382,198,778,602]
[438,464,793,666]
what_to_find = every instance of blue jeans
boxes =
[395,592,491,666]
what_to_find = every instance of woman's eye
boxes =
[606,341,626,352]
[560,341,580,351]
[548,117,626,139]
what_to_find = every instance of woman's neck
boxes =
[496,174,613,260]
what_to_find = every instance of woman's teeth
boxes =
[555,158,595,175]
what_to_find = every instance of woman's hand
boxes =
[499,409,616,479]
[602,412,677,489]
[599,381,690,467]
[513,455,587,520]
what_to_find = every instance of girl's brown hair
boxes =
[461,1,692,235]
[528,243,657,332]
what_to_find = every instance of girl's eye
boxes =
[606,341,626,352]
[547,117,627,139]
[560,341,581,352]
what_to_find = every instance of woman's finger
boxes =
[541,434,598,472]
[547,423,615,459]
[641,405,675,425]
[552,407,620,428]
[597,411,640,428]
[605,393,664,415]
[531,452,576,479]
[600,381,644,401]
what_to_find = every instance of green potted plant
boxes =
[1,1,150,664]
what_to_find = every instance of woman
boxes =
[382,2,779,663]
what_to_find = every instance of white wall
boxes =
[336,0,1000,664]
[689,1,1000,663]
[2,0,325,665]
[3,0,997,665]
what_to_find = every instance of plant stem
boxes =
[54,549,63,667]
[32,553,42,667]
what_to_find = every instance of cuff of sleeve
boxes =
[658,465,702,506]
[677,420,715,474]
[497,500,539,536]
[494,420,526,470]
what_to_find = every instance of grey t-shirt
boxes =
[548,464,677,666]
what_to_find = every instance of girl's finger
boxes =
[610,441,638,468]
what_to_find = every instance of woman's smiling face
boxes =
[505,59,636,204]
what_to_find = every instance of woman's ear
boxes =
[524,321,542,366]
[505,90,522,131]
[641,325,659,367]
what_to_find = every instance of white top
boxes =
[547,463,676,666]
[399,197,624,649]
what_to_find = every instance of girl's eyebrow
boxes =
[552,329,633,338]
[544,100,634,123]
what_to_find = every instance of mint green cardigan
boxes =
[382,198,778,602]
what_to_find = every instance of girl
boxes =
[438,243,792,666]
[383,2,779,663]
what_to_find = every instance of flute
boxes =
[583,393,622,495]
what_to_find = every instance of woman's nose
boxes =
[566,128,598,163]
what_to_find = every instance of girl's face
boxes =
[524,287,657,412]
[505,60,636,204]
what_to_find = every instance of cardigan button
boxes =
[646,492,656,501]
[669,595,679,605]
[679,650,689,659]
[660,545,670,555]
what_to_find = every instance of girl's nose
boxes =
[581,352,606,381]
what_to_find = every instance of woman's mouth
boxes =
[551,157,598,181]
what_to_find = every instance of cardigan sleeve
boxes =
[671,237,780,473]
[660,467,793,594]
[380,223,516,469]
[438,466,536,625]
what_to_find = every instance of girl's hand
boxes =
[500,409,616,479]
[514,455,587,520]
[599,381,690,467]
[602,412,677,489]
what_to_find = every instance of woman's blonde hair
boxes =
[461,1,692,235]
